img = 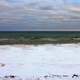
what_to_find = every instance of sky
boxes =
[0,0,80,31]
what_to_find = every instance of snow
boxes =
[0,44,80,80]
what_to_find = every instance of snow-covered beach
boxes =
[0,44,80,80]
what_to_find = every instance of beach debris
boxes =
[0,63,5,67]
[0,74,80,80]
[3,75,22,80]
[72,74,80,78]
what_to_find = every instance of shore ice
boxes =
[0,44,80,79]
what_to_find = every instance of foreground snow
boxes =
[0,44,80,80]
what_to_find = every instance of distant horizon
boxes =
[1,29,80,32]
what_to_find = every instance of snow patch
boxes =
[0,44,80,80]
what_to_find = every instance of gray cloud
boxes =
[0,0,80,21]
[0,0,80,31]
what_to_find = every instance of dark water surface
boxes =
[0,31,80,38]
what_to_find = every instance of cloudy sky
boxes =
[0,0,80,31]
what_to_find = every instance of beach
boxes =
[0,44,80,80]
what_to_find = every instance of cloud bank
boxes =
[0,0,80,31]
